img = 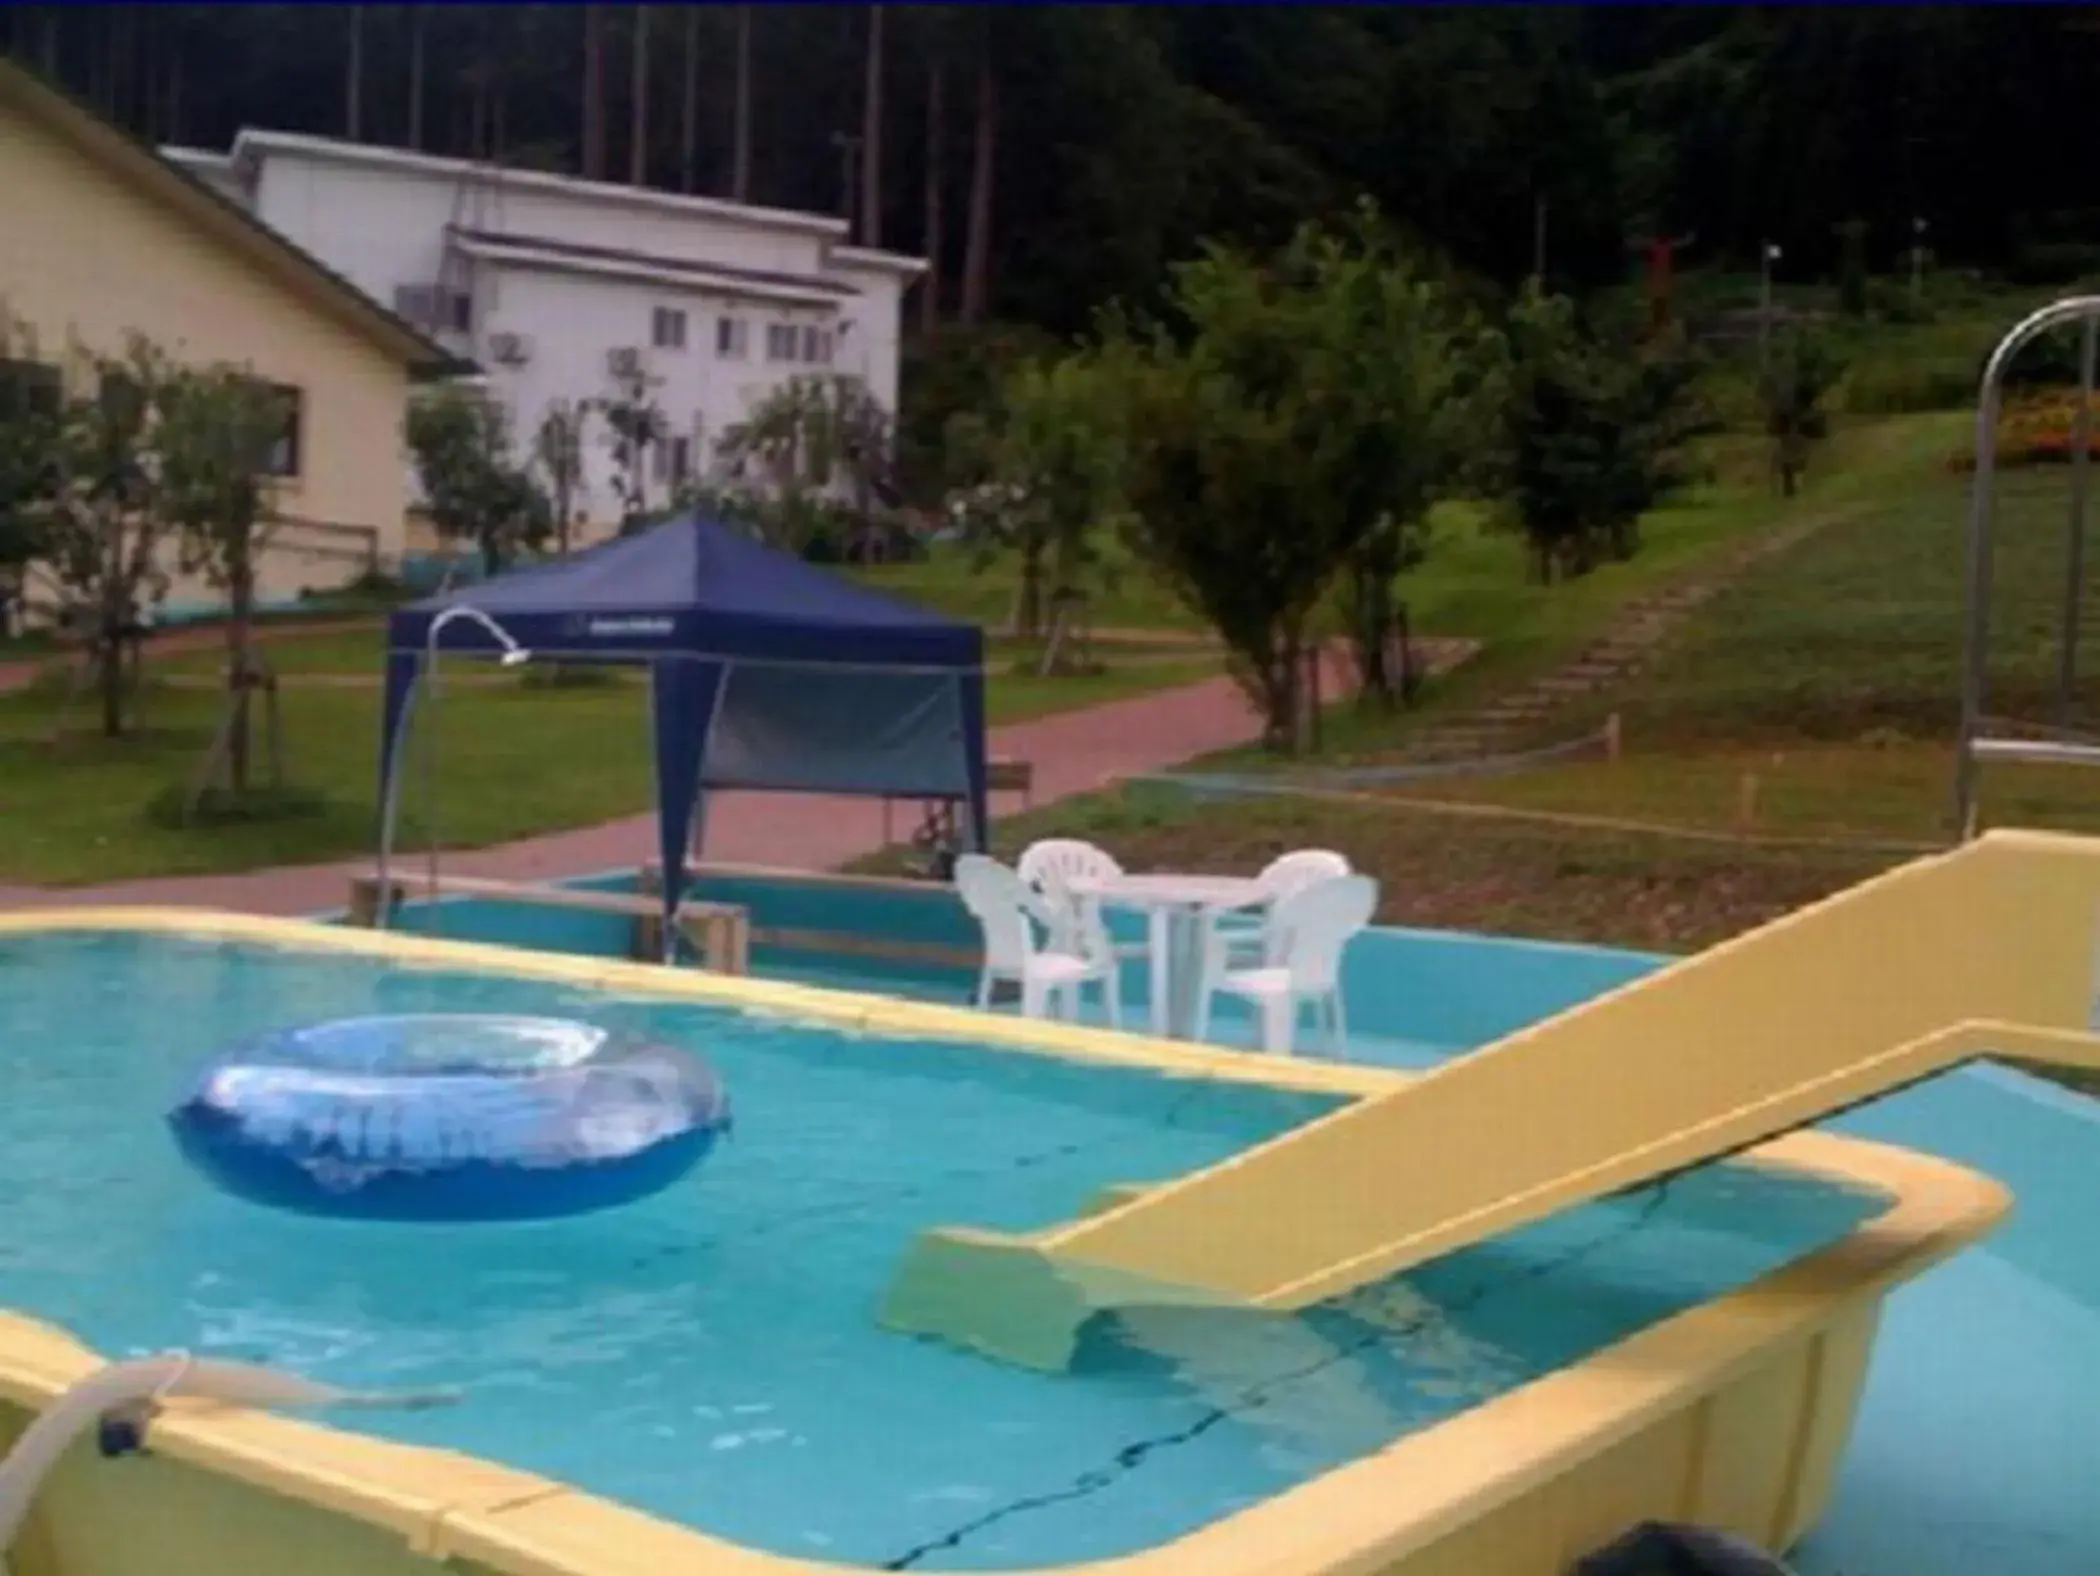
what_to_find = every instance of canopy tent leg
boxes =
[649,660,726,968]
[957,669,991,854]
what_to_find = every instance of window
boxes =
[391,285,472,335]
[654,433,693,486]
[0,358,61,422]
[247,381,303,478]
[652,306,688,351]
[715,316,748,359]
[766,322,798,363]
[801,326,835,365]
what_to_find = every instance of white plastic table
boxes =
[1068,872,1269,1040]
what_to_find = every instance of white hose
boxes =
[0,1351,458,1571]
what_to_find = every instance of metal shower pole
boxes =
[372,606,531,932]
[1952,296,2100,838]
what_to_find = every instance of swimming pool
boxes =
[0,923,1948,1573]
[345,862,2100,1576]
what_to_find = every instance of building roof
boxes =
[449,227,858,310]
[0,59,471,380]
[829,246,931,279]
[224,127,860,245]
[393,510,982,668]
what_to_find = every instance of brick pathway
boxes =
[0,650,1372,917]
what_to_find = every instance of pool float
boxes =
[167,1014,731,1222]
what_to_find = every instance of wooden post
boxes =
[1603,712,1623,762]
[1307,648,1324,753]
[346,876,402,927]
[1736,773,1761,834]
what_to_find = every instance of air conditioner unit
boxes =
[488,331,533,367]
[607,346,645,378]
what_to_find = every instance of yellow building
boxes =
[0,58,463,614]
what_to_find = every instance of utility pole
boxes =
[1532,194,1547,285]
[731,4,753,202]
[629,5,650,187]
[680,7,699,194]
[345,5,364,142]
[1759,240,1783,376]
[859,5,885,248]
[1911,216,1930,306]
[831,132,862,233]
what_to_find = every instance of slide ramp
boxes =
[882,830,2100,1370]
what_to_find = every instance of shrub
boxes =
[1843,355,1977,416]
[1865,278,1935,326]
[1760,329,1846,497]
[2004,242,2100,287]
[1948,390,2100,471]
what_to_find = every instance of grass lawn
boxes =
[859,427,1793,752]
[1405,425,2100,846]
[897,400,2100,955]
[0,629,1218,887]
[865,777,1893,954]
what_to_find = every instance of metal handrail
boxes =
[1953,295,2100,837]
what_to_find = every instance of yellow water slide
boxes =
[882,829,2100,1370]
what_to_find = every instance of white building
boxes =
[161,130,925,541]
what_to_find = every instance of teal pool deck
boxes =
[362,870,2100,1575]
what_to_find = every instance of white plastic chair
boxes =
[954,854,1122,1027]
[1016,838,1150,973]
[1195,874,1377,1056]
[1208,848,1353,969]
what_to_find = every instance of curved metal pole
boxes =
[1955,296,2100,838]
[2060,318,2098,726]
[372,606,530,933]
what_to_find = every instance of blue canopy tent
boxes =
[377,513,989,957]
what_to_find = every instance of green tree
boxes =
[1316,216,1487,711]
[713,373,897,561]
[157,364,296,796]
[593,358,666,534]
[532,400,588,553]
[27,335,173,738]
[1109,215,1467,751]
[405,384,552,573]
[1488,288,1708,582]
[1761,328,1845,498]
[943,351,1127,644]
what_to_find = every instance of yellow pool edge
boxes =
[0,907,2012,1576]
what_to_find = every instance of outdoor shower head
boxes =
[427,605,531,667]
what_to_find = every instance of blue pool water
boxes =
[0,931,1890,1570]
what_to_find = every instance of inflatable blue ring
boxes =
[167,1015,732,1222]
